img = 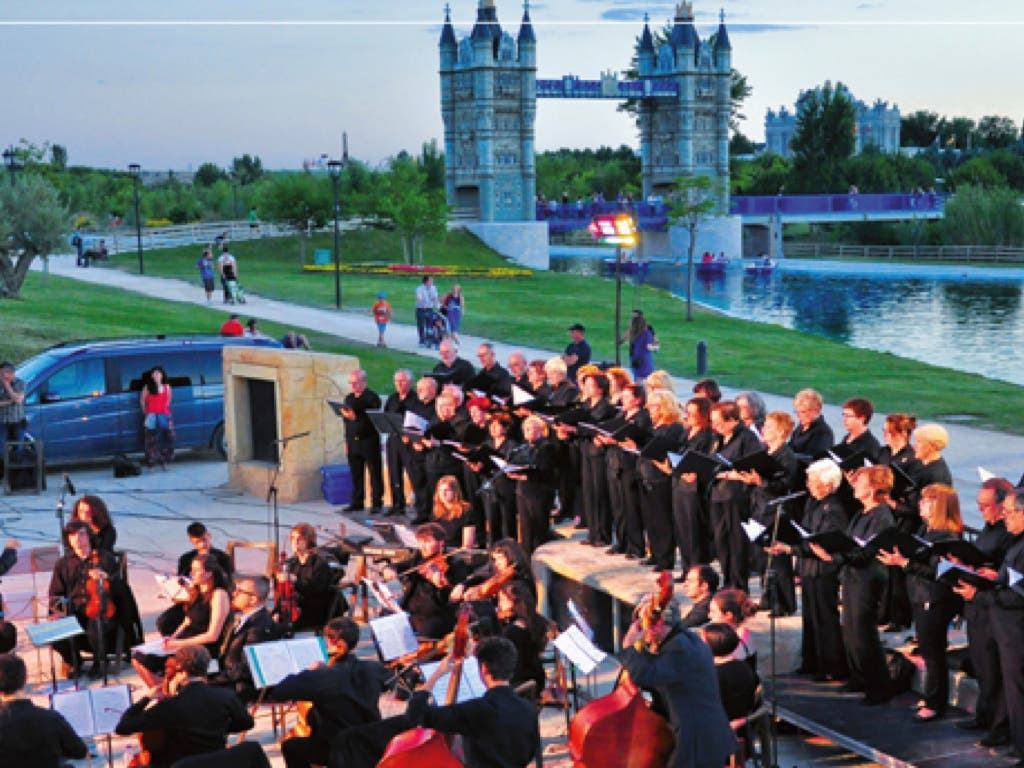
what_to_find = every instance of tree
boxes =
[900,110,940,147]
[261,172,331,262]
[231,154,264,185]
[193,162,227,187]
[938,117,976,149]
[729,132,756,156]
[949,156,1006,189]
[372,157,449,265]
[943,184,1024,245]
[0,175,68,298]
[789,81,856,192]
[730,152,791,195]
[419,140,446,192]
[975,116,1019,149]
[729,69,753,134]
[50,144,67,171]
[666,175,722,321]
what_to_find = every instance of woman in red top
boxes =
[140,366,174,469]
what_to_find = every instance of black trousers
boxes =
[879,566,913,628]
[991,606,1024,756]
[347,438,383,509]
[329,714,413,768]
[640,479,674,570]
[385,437,408,511]
[762,554,797,615]
[54,610,116,671]
[710,496,750,591]
[483,479,517,545]
[606,463,627,550]
[517,486,553,556]
[965,601,1007,731]
[913,598,958,713]
[841,572,891,700]
[620,466,645,557]
[580,446,611,545]
[282,732,329,768]
[800,573,847,677]
[556,441,580,520]
[671,480,709,573]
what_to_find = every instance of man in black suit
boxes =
[383,368,417,517]
[210,576,276,702]
[0,652,88,768]
[433,339,475,388]
[406,636,539,768]
[158,521,234,636]
[680,564,719,628]
[115,646,254,768]
[474,342,513,397]
[619,597,736,768]
[271,617,391,768]
[341,369,385,514]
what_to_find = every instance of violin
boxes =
[85,549,115,621]
[567,572,675,768]
[474,565,516,600]
[378,604,472,768]
[274,553,300,627]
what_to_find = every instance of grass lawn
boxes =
[32,228,1024,434]
[0,272,428,388]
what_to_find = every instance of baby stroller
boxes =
[423,308,448,349]
[222,263,246,304]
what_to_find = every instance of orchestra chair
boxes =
[227,540,279,581]
[335,555,370,623]
[80,549,143,673]
[728,686,773,768]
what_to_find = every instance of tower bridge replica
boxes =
[439,0,736,268]
[438,1,943,268]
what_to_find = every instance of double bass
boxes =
[377,604,471,768]
[567,571,675,768]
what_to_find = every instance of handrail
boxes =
[784,242,1024,263]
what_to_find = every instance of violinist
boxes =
[454,538,535,604]
[510,414,557,555]
[618,591,736,768]
[280,523,336,632]
[115,646,255,768]
[133,553,231,687]
[48,520,124,679]
[157,521,233,636]
[397,523,468,639]
[405,636,540,768]
[270,617,391,768]
[0,652,88,768]
[496,580,550,693]
[71,494,117,552]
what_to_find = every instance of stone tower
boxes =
[637,4,731,202]
[439,1,537,222]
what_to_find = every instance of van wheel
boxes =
[212,423,227,460]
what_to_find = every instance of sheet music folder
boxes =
[26,616,85,647]
[368,410,404,436]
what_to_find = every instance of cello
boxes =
[567,571,676,768]
[377,603,471,768]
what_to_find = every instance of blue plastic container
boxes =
[320,463,353,505]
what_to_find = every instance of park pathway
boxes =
[35,254,1024,524]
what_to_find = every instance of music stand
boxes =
[26,615,85,693]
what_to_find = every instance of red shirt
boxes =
[220,319,244,337]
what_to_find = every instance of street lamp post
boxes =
[229,170,239,220]
[128,164,144,274]
[328,159,343,309]
[2,145,22,186]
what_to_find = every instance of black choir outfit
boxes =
[384,388,418,515]
[548,380,581,520]
[794,492,848,679]
[609,407,652,558]
[578,397,618,546]
[432,356,476,387]
[481,433,522,545]
[343,388,385,511]
[671,425,713,572]
[835,503,896,703]
[964,517,1013,734]
[459,419,491,546]
[749,443,801,615]
[638,421,686,571]
[407,396,436,522]
[878,444,921,630]
[788,415,834,461]
[512,437,557,555]
[423,413,469,504]
[709,425,761,591]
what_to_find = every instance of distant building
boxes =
[765,84,900,158]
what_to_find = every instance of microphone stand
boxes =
[265,432,311,554]
[56,474,75,555]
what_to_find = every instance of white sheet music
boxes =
[419,656,485,703]
[978,465,997,482]
[403,411,429,433]
[554,625,607,675]
[511,384,533,406]
[288,636,329,672]
[51,685,131,738]
[154,573,191,602]
[25,616,85,647]
[566,599,594,641]
[245,637,329,688]
[369,612,419,661]
[132,637,173,656]
[741,519,767,543]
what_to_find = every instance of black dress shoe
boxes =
[639,557,657,566]
[606,545,624,555]
[978,731,1011,748]
[956,719,985,732]
[624,553,640,560]
[368,507,383,516]
[343,504,364,513]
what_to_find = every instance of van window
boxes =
[119,354,194,392]
[198,350,225,386]
[43,358,106,401]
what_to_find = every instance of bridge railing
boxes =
[535,200,669,233]
[730,192,946,217]
[785,242,1024,263]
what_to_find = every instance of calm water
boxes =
[550,254,1024,386]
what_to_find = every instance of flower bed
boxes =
[302,263,532,278]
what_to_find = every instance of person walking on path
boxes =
[415,276,438,347]
[625,309,656,383]
[216,245,238,304]
[372,292,392,348]
[442,283,465,343]
[196,247,216,303]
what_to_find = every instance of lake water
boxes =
[550,253,1024,387]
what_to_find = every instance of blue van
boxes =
[14,335,280,464]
